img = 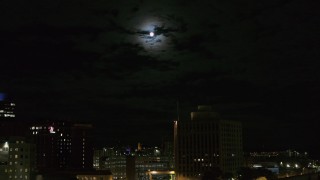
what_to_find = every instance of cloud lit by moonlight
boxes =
[130,17,172,54]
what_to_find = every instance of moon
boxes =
[128,16,177,55]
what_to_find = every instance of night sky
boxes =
[1,0,319,158]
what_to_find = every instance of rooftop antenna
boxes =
[176,100,180,121]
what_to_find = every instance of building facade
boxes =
[0,137,36,180]
[0,101,15,119]
[99,145,174,180]
[29,121,93,171]
[174,105,243,180]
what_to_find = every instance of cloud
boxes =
[1,0,320,152]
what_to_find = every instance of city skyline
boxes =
[1,0,319,160]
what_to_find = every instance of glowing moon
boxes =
[131,17,174,54]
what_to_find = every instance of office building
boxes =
[29,121,93,171]
[93,149,108,170]
[174,105,243,180]
[71,123,94,169]
[0,137,36,180]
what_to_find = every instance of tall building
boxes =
[29,121,93,171]
[174,105,243,180]
[93,149,107,170]
[71,123,94,170]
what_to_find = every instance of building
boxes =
[29,121,93,171]
[135,146,174,180]
[102,147,129,179]
[76,170,113,180]
[0,140,10,179]
[35,170,112,180]
[246,150,319,178]
[0,101,15,119]
[93,149,107,170]
[70,123,94,170]
[0,137,36,180]
[174,105,243,180]
[0,101,17,137]
[100,145,175,180]
[0,101,29,138]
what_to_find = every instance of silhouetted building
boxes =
[29,121,93,171]
[174,105,243,180]
[71,123,94,169]
[126,155,135,180]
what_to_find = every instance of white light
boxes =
[149,32,154,37]
[4,142,9,148]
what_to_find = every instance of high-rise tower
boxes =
[174,105,243,180]
[29,121,94,171]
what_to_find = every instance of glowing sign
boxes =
[48,126,56,134]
